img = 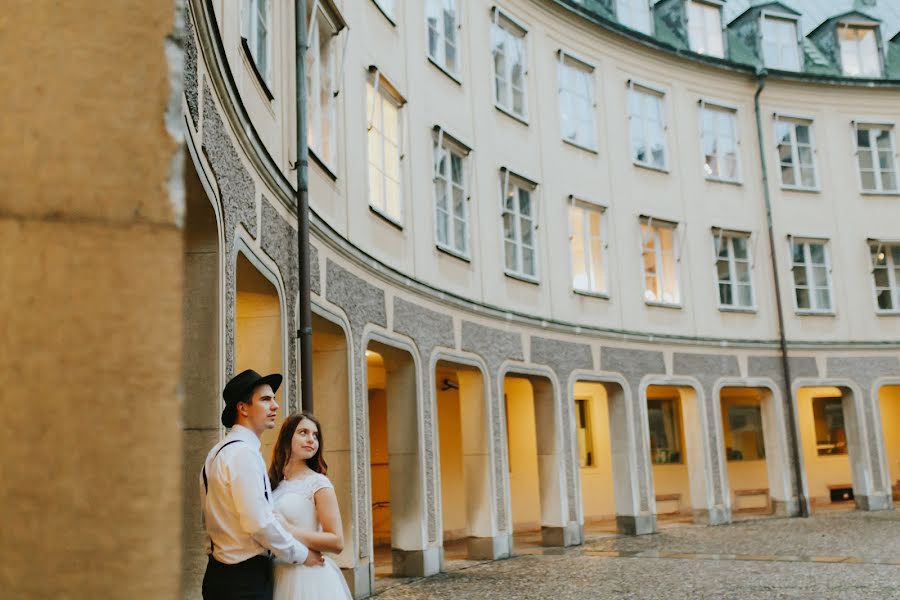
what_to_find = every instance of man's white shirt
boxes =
[200,424,309,565]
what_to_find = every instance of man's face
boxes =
[239,383,279,435]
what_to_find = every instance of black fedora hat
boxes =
[221,369,283,428]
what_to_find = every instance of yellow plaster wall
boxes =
[436,373,467,537]
[235,254,284,463]
[879,386,900,492]
[505,377,542,529]
[797,387,852,504]
[573,382,616,520]
[368,366,391,543]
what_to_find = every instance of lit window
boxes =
[812,397,847,456]
[569,200,608,295]
[575,398,594,468]
[855,124,897,192]
[306,4,339,169]
[715,231,754,309]
[629,84,667,169]
[870,242,900,312]
[616,0,651,34]
[241,0,272,86]
[367,74,404,223]
[433,133,469,257]
[700,103,740,181]
[426,0,459,75]
[501,172,538,280]
[373,0,395,20]
[491,11,528,120]
[558,54,596,150]
[648,398,682,464]
[640,219,680,305]
[688,0,724,58]
[838,25,881,77]
[776,117,817,189]
[791,239,833,313]
[723,402,765,461]
[762,15,800,70]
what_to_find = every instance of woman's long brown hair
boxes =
[268,412,328,491]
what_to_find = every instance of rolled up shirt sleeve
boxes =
[228,449,309,564]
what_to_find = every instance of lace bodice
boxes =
[272,473,333,533]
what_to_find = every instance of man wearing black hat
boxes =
[200,369,324,599]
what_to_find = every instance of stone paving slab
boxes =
[375,512,900,599]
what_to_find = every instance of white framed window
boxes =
[569,199,608,296]
[373,0,395,21]
[628,83,667,170]
[790,239,833,313]
[558,52,596,150]
[855,124,898,192]
[870,242,900,313]
[306,3,341,170]
[241,0,272,87]
[367,72,404,224]
[688,0,724,58]
[426,0,460,76]
[501,170,538,280]
[714,230,754,310]
[776,116,818,190]
[700,102,740,181]
[491,9,528,120]
[838,25,881,77]
[616,0,652,34]
[762,15,800,70]
[433,130,469,258]
[640,218,680,305]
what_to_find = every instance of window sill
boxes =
[309,149,337,182]
[574,288,609,300]
[704,175,742,186]
[875,310,900,316]
[371,0,396,26]
[645,300,682,309]
[369,205,404,231]
[504,270,540,285]
[652,462,686,468]
[562,138,599,155]
[718,305,757,314]
[795,310,835,317]
[240,38,274,102]
[726,458,767,463]
[494,104,529,126]
[781,185,820,194]
[861,190,900,197]
[427,56,462,85]
[633,161,669,174]
[436,244,471,263]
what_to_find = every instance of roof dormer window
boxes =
[687,0,724,58]
[838,24,881,77]
[762,15,800,71]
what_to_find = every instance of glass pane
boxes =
[877,289,893,310]
[570,209,588,290]
[796,124,810,144]
[661,251,679,304]
[724,403,765,460]
[451,154,463,185]
[781,164,796,186]
[717,259,731,282]
[452,187,465,219]
[876,129,892,150]
[813,397,847,455]
[812,265,828,287]
[815,287,831,310]
[502,212,515,240]
[800,167,816,188]
[874,268,889,288]
[522,247,536,276]
[518,189,531,216]
[436,211,449,245]
[798,146,813,166]
[505,240,517,270]
[882,171,897,191]
[520,218,533,246]
[719,282,733,305]
[857,128,871,149]
[793,266,808,287]
[735,262,751,284]
[453,218,466,253]
[792,242,805,264]
[795,287,809,309]
[737,284,753,307]
[809,243,826,264]
[648,399,682,464]
[369,164,382,209]
[732,237,748,259]
[861,171,877,190]
[859,150,874,169]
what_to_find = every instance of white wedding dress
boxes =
[272,473,352,600]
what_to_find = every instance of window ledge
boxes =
[861,190,900,197]
[494,104,529,126]
[504,270,540,285]
[371,0,397,26]
[369,205,404,231]
[645,300,683,309]
[562,138,599,155]
[705,175,742,186]
[795,310,835,317]
[781,185,821,194]
[427,56,462,85]
[240,38,274,102]
[718,306,757,314]
[633,161,669,174]
[436,244,471,263]
[875,310,900,316]
[309,149,337,182]
[574,288,609,300]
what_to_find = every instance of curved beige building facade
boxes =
[182,0,900,597]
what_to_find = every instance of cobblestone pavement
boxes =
[375,511,900,599]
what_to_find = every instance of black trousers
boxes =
[202,554,273,600]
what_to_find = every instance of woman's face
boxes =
[291,417,320,461]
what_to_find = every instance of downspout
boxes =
[753,71,808,517]
[295,0,314,412]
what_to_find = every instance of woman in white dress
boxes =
[268,412,352,600]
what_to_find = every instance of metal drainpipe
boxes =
[753,71,808,517]
[296,0,314,413]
